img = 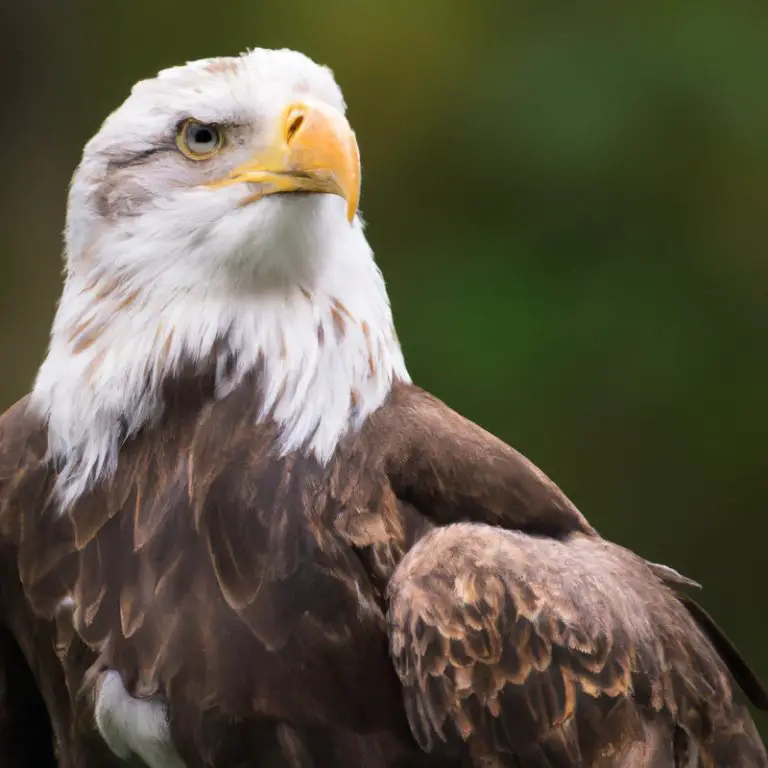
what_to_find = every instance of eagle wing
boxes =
[0,398,132,766]
[387,523,767,766]
[374,384,767,765]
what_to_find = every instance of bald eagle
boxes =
[0,47,765,768]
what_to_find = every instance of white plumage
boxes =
[94,670,185,768]
[30,48,409,509]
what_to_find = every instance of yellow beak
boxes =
[208,99,360,223]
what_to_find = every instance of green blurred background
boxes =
[2,0,766,737]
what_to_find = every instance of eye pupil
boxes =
[193,127,213,144]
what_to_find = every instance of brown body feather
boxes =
[0,374,765,766]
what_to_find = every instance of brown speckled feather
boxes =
[0,378,765,766]
[387,523,767,767]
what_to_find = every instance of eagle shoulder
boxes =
[370,382,595,539]
[0,396,51,545]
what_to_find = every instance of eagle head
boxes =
[32,48,408,508]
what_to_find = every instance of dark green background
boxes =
[2,0,766,738]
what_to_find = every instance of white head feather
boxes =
[30,48,409,508]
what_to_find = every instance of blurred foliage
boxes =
[1,0,766,736]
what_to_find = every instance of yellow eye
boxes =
[176,119,223,160]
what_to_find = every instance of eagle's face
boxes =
[68,48,360,287]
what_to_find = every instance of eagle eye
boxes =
[176,119,223,160]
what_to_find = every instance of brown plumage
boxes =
[0,371,765,767]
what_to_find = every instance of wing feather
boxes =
[388,523,765,765]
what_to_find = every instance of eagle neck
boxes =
[30,234,409,510]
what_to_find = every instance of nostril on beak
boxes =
[285,110,305,144]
